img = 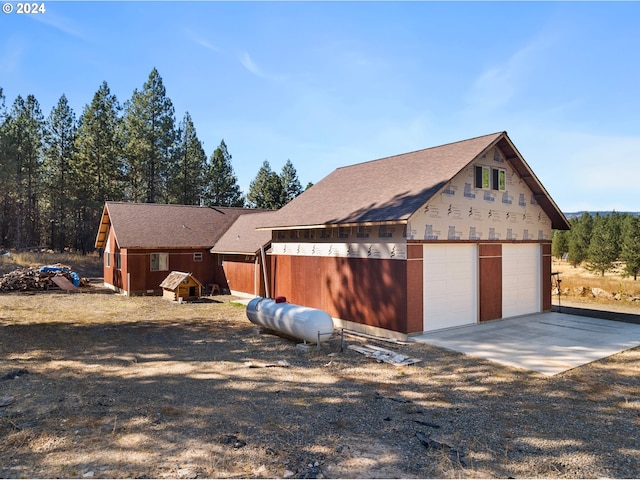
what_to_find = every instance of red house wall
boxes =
[271,254,409,334]
[222,255,265,297]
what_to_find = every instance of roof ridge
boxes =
[334,131,505,171]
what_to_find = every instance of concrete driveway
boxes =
[411,312,640,375]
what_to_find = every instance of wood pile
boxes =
[0,264,84,292]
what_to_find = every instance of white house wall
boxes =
[271,226,408,260]
[407,147,553,242]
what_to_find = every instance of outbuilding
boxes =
[94,202,257,295]
[210,211,274,298]
[257,131,571,339]
[160,271,203,302]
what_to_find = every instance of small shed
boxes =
[160,271,203,302]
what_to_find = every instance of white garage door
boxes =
[423,244,477,332]
[502,244,541,318]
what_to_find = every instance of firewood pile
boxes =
[0,263,84,292]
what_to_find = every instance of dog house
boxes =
[160,271,203,302]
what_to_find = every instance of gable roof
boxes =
[211,211,275,255]
[159,271,203,290]
[95,202,260,249]
[258,131,570,231]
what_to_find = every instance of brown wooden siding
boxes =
[222,255,264,296]
[271,255,409,334]
[542,242,552,311]
[479,243,502,322]
[109,248,218,295]
[406,257,423,333]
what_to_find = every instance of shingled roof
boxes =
[258,131,570,231]
[211,211,274,255]
[95,202,258,249]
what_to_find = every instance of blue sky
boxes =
[1,1,639,212]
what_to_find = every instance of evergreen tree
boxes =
[621,215,640,280]
[567,212,593,267]
[608,210,623,260]
[43,95,76,252]
[168,112,207,205]
[203,139,244,207]
[3,95,45,248]
[122,68,176,203]
[0,87,11,247]
[280,159,302,204]
[74,82,124,252]
[246,160,284,209]
[552,229,569,260]
[586,214,618,276]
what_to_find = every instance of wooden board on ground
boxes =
[348,344,421,366]
[51,275,78,292]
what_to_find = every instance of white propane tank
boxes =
[246,297,334,344]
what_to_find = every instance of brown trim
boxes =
[408,239,549,245]
[542,243,552,311]
[406,250,423,334]
[479,244,502,322]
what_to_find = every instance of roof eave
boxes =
[497,135,571,231]
[257,219,408,231]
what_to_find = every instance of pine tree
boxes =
[203,139,244,207]
[247,160,284,209]
[586,214,617,276]
[122,68,176,203]
[168,112,207,205]
[621,215,640,280]
[567,213,593,267]
[4,95,45,248]
[43,95,76,252]
[280,159,302,204]
[552,229,569,260]
[74,82,124,252]
[0,87,11,247]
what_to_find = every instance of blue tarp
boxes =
[38,265,81,287]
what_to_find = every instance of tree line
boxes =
[552,212,640,280]
[0,68,306,253]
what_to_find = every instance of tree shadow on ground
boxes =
[0,309,639,478]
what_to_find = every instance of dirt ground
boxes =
[1,289,639,479]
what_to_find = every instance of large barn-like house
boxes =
[257,131,570,338]
[94,132,569,340]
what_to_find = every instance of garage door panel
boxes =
[503,244,540,318]
[423,245,477,332]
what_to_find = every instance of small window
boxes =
[105,253,111,268]
[193,252,203,262]
[150,253,169,271]
[475,165,490,189]
[475,165,505,192]
[356,226,370,238]
[492,168,506,191]
[378,225,393,238]
[115,252,121,270]
[320,229,332,239]
[338,227,350,239]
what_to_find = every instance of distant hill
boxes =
[563,211,640,220]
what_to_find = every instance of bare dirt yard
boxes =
[1,286,639,479]
[1,254,640,478]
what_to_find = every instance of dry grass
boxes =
[0,251,103,278]
[552,258,640,305]
[1,292,639,478]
